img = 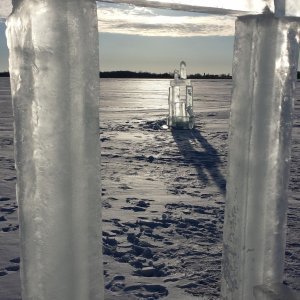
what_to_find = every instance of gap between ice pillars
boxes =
[6,0,103,299]
[221,14,300,299]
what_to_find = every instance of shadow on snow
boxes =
[172,128,226,194]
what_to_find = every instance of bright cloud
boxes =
[97,4,235,37]
[0,0,235,37]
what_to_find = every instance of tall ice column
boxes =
[221,14,300,299]
[6,0,103,299]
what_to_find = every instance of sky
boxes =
[0,1,238,74]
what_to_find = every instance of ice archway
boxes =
[3,0,300,299]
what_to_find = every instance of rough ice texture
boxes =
[6,0,103,299]
[274,0,300,17]
[179,61,186,80]
[0,0,12,18]
[102,0,274,15]
[285,0,300,17]
[4,0,300,20]
[253,283,300,299]
[221,14,300,300]
[3,0,300,18]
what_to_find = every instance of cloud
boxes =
[97,4,235,37]
[0,1,235,37]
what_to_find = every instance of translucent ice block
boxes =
[285,0,300,17]
[253,284,300,300]
[274,0,300,17]
[102,0,274,15]
[6,0,103,299]
[186,86,193,114]
[0,0,12,18]
[180,61,187,80]
[168,77,193,129]
[221,14,300,300]
[4,0,300,19]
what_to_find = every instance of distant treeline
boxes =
[99,71,233,79]
[100,71,173,79]
[2,71,300,79]
[0,72,9,77]
[100,71,300,80]
[189,73,232,79]
[0,70,232,79]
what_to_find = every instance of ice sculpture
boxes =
[4,0,300,299]
[168,61,194,129]
[221,14,300,300]
[6,0,103,299]
[180,61,187,80]
[3,1,300,19]
[102,0,275,16]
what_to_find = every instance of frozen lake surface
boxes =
[0,78,299,299]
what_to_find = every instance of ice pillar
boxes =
[6,0,103,299]
[221,15,300,300]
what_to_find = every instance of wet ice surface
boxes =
[0,78,299,299]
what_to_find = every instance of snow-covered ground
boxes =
[0,78,299,299]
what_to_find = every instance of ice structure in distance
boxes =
[180,60,187,80]
[221,14,300,300]
[6,0,103,299]
[168,61,194,129]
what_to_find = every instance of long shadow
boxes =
[172,128,226,194]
